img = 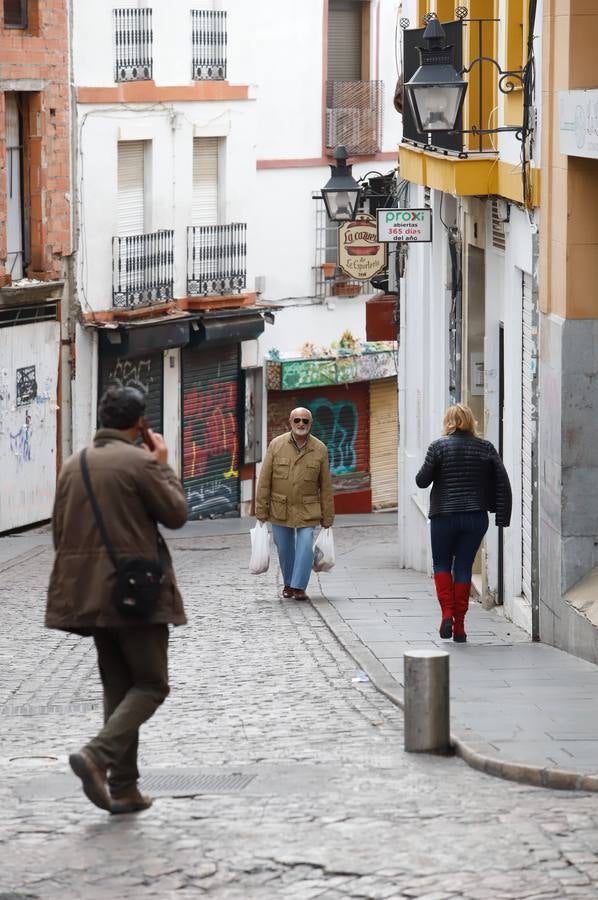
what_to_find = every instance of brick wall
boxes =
[0,0,71,282]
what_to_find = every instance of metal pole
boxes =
[404,650,450,753]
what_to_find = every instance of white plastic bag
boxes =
[313,527,335,572]
[249,520,270,574]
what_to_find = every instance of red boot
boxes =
[453,582,471,643]
[433,572,454,639]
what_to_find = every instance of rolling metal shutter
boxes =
[117,141,145,236]
[98,350,163,434]
[521,271,537,604]
[192,137,219,226]
[369,378,398,509]
[182,345,240,519]
[328,0,362,81]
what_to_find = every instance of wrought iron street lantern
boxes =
[321,146,361,222]
[404,17,467,133]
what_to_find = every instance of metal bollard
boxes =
[404,649,450,754]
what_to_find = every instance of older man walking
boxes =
[46,384,188,814]
[256,406,334,600]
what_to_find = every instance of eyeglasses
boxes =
[293,417,311,425]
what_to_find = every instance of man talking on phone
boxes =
[256,406,334,601]
[45,384,188,814]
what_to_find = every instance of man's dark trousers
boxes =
[85,625,169,798]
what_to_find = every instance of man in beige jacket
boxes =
[256,406,334,600]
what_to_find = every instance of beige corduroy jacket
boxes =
[255,433,335,529]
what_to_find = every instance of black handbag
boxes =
[80,447,164,618]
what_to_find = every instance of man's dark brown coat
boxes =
[45,429,188,633]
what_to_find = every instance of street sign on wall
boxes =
[376,208,432,243]
[338,213,387,281]
[559,90,598,160]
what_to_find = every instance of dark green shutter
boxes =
[99,350,163,433]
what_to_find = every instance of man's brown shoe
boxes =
[293,590,309,601]
[69,750,110,811]
[110,789,153,815]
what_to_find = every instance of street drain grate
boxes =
[141,770,256,797]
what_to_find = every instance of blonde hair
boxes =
[442,403,478,436]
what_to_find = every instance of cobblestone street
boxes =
[2,526,598,899]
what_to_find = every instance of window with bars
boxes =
[313,196,370,300]
[3,0,27,27]
[192,9,227,80]
[113,8,153,83]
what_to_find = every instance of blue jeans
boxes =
[271,524,315,591]
[430,511,489,583]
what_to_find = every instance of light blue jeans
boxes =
[271,524,315,591]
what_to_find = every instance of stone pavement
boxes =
[1,518,598,898]
[313,515,598,789]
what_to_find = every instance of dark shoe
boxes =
[69,750,110,811]
[439,617,453,640]
[453,633,467,643]
[282,585,294,598]
[292,590,309,601]
[110,789,153,815]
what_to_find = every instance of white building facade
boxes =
[397,0,542,634]
[70,0,401,520]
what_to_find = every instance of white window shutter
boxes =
[117,141,145,236]
[192,137,219,226]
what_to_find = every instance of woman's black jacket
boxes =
[415,431,512,526]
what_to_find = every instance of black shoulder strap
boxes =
[80,447,119,571]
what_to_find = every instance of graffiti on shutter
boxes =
[267,384,370,494]
[182,346,240,518]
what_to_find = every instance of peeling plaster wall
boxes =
[0,0,71,279]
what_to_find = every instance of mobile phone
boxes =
[139,417,155,451]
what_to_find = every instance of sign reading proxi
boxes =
[377,208,432,243]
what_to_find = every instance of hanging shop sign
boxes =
[376,208,432,243]
[559,90,598,160]
[338,213,387,281]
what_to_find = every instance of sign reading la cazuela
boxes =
[338,213,387,281]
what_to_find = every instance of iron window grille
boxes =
[112,230,174,308]
[313,195,370,300]
[187,223,247,296]
[326,81,383,156]
[192,10,227,80]
[113,8,153,83]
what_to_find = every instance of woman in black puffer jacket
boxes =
[416,403,512,643]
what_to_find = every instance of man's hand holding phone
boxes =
[140,419,168,465]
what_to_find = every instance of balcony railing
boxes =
[192,9,227,80]
[112,230,174,308]
[326,80,383,156]
[187,224,247,296]
[113,8,153,83]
